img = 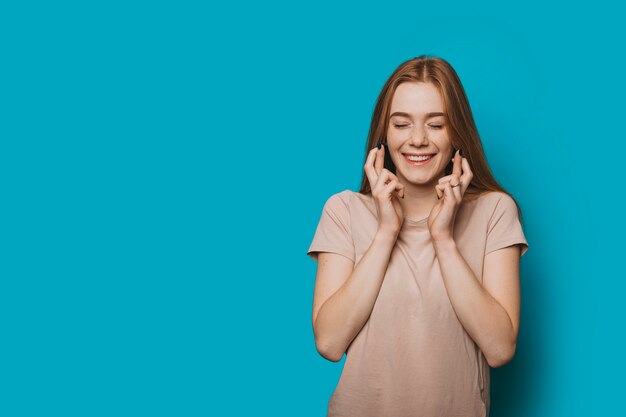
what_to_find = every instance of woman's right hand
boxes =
[364,143,405,237]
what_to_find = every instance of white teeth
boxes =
[407,155,433,162]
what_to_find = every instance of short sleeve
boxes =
[306,192,355,263]
[485,193,529,257]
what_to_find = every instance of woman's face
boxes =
[386,82,453,186]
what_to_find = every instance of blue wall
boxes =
[1,1,621,415]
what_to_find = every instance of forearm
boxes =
[315,232,397,362]
[432,239,516,367]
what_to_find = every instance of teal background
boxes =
[1,1,622,415]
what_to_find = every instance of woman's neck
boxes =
[399,182,440,221]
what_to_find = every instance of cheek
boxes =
[386,128,402,141]
[436,136,452,151]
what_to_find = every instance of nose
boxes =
[409,127,429,146]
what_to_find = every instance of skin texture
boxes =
[313,82,522,367]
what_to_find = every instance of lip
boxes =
[403,153,436,166]
[402,153,436,157]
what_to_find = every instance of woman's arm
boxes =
[313,231,397,362]
[433,239,522,368]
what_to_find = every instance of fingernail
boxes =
[459,147,463,157]
[376,139,382,150]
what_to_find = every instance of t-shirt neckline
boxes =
[403,216,428,225]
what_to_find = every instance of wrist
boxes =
[432,238,457,252]
[375,228,399,244]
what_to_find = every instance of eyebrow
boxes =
[389,111,446,119]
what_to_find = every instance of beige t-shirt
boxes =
[307,189,529,417]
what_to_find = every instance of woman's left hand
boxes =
[428,149,473,243]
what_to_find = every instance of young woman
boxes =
[307,55,529,417]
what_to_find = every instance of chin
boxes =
[406,171,443,185]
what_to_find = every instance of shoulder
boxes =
[476,190,517,208]
[471,191,520,220]
[326,189,368,206]
[476,191,524,228]
[322,189,374,217]
[324,189,353,206]
[320,190,356,216]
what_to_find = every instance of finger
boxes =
[376,171,403,196]
[443,181,462,205]
[435,183,444,199]
[384,170,405,198]
[450,179,462,201]
[364,146,381,189]
[442,181,455,204]
[382,179,404,200]
[438,174,461,186]
[384,169,403,184]
[452,148,463,178]
[438,174,454,184]
[373,169,391,193]
[377,168,400,186]
[460,157,473,194]
[449,174,461,187]
[374,143,384,176]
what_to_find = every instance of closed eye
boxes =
[393,124,444,129]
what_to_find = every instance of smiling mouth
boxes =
[403,153,436,166]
